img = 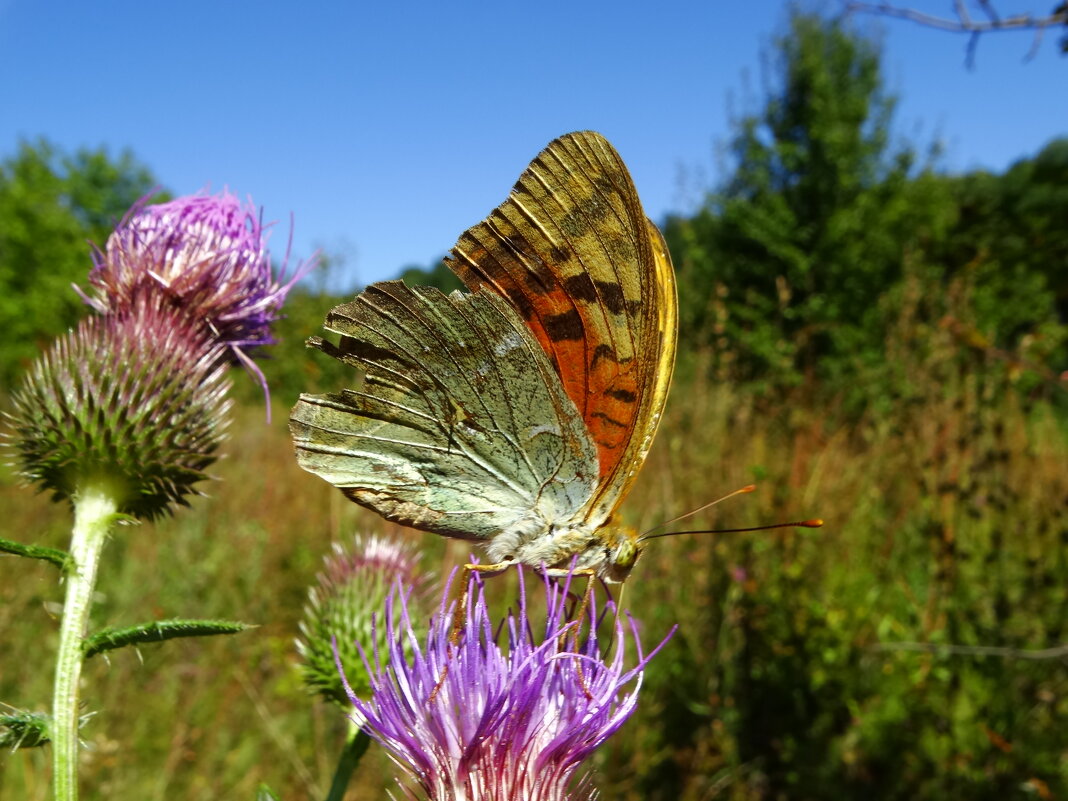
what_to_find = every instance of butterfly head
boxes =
[593,524,643,584]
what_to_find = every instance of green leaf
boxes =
[83,619,253,658]
[0,710,51,749]
[0,536,72,572]
[255,784,280,801]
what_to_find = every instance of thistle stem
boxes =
[324,720,370,801]
[52,481,120,801]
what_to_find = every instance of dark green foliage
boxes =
[935,139,1068,375]
[667,11,938,387]
[596,340,1068,801]
[0,139,160,386]
[83,618,252,658]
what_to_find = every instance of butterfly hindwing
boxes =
[289,281,600,541]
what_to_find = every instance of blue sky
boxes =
[1,0,1064,290]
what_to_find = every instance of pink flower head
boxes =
[346,568,673,801]
[81,191,317,402]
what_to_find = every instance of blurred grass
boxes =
[2,338,1067,799]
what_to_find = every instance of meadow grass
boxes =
[1,349,1065,799]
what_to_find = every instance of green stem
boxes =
[52,481,120,801]
[324,720,370,801]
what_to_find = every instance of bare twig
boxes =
[975,0,1002,24]
[848,1,1066,32]
[846,1,1068,64]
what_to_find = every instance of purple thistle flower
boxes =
[79,190,317,403]
[346,569,672,801]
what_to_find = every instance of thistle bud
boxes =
[5,293,231,520]
[297,534,426,705]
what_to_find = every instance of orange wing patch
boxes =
[445,132,664,488]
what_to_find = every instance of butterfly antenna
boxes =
[640,484,757,538]
[640,518,823,543]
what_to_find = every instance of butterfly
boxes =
[289,131,677,582]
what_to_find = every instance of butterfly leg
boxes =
[570,572,599,701]
[542,566,600,700]
[569,569,597,644]
[447,561,513,646]
[429,560,513,702]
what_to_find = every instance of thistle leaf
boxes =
[0,710,51,749]
[83,619,252,658]
[0,536,72,572]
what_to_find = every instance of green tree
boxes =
[666,10,953,390]
[943,139,1068,372]
[398,257,463,294]
[0,139,159,386]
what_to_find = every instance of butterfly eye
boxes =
[613,540,639,569]
[603,542,641,584]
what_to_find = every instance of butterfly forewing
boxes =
[587,220,677,522]
[444,131,676,524]
[290,281,599,541]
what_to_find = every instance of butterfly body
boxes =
[290,132,676,582]
[484,503,640,584]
